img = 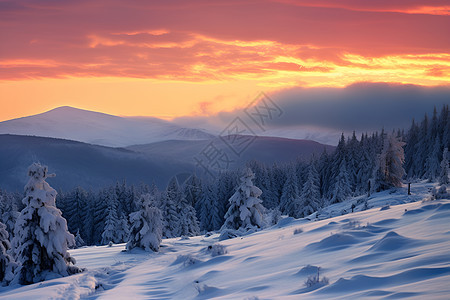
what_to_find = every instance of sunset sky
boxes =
[0,0,449,122]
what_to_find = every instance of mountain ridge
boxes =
[0,106,215,147]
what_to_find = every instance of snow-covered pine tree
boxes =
[92,189,109,245]
[170,177,200,237]
[425,137,441,182]
[279,166,300,217]
[331,158,352,204]
[0,221,15,284]
[127,194,162,252]
[198,183,222,232]
[375,134,406,191]
[101,203,119,245]
[221,168,266,231]
[183,174,202,208]
[81,190,95,245]
[0,192,19,238]
[64,187,86,239]
[74,230,86,248]
[12,163,81,285]
[300,162,321,217]
[404,119,420,178]
[440,148,449,185]
[116,213,130,243]
[161,177,183,238]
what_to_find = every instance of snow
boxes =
[1,181,450,299]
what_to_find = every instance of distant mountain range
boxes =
[0,106,214,147]
[0,134,334,191]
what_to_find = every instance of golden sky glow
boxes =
[0,0,449,121]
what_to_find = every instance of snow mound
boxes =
[368,231,417,252]
[306,233,359,251]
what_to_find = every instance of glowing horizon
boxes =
[1,0,449,122]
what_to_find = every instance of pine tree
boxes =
[101,204,119,245]
[116,214,130,243]
[279,166,300,217]
[12,163,81,285]
[173,177,200,237]
[331,158,352,204]
[161,177,182,238]
[183,174,202,208]
[375,134,406,191]
[0,192,19,238]
[74,230,86,248]
[425,137,441,182]
[404,119,419,178]
[0,222,15,284]
[440,148,449,185]
[92,188,111,245]
[198,183,222,232]
[81,191,95,245]
[65,187,86,236]
[300,162,321,217]
[127,194,162,252]
[221,168,266,231]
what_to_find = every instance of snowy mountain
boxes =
[1,182,449,299]
[0,106,215,147]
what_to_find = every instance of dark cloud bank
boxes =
[177,83,450,140]
[266,82,450,131]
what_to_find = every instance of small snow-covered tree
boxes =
[12,163,81,285]
[221,168,266,231]
[74,230,86,248]
[0,222,15,284]
[127,194,162,252]
[375,134,405,191]
[440,148,449,185]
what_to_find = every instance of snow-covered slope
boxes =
[1,182,449,299]
[0,107,215,147]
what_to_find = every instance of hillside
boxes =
[1,182,448,299]
[0,134,192,191]
[128,136,335,166]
